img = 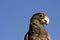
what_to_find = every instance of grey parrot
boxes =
[24,13,51,40]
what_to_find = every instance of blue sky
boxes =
[0,0,60,40]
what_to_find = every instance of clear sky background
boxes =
[0,0,60,40]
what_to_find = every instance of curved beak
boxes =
[44,16,49,25]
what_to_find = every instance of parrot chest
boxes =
[29,34,48,40]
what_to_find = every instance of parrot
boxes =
[24,13,51,40]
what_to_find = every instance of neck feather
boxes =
[29,19,46,34]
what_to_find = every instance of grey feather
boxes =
[24,13,51,40]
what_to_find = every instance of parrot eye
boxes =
[40,14,42,17]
